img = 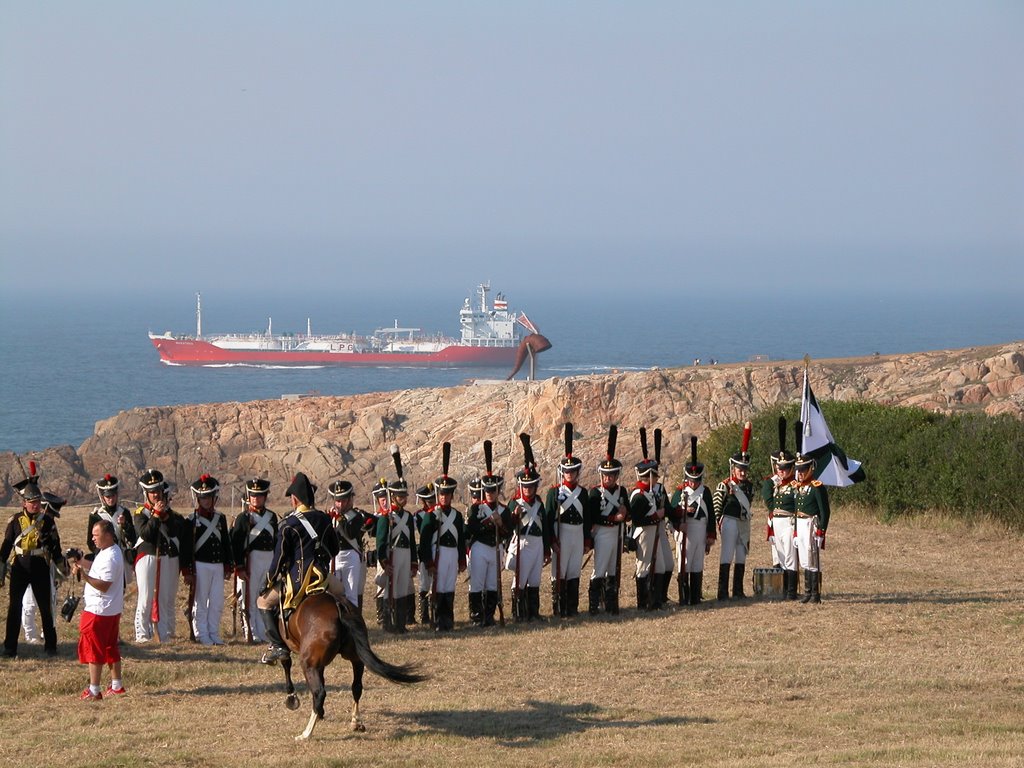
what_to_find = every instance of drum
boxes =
[752,567,784,598]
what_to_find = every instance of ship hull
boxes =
[150,336,518,367]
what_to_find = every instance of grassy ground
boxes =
[0,504,1021,768]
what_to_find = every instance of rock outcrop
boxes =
[3,342,1022,506]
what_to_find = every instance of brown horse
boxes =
[276,593,425,740]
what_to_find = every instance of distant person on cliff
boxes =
[419,460,466,632]
[326,479,374,612]
[545,423,593,618]
[587,426,629,616]
[70,520,125,700]
[230,478,278,642]
[17,491,65,648]
[133,469,191,642]
[792,453,831,604]
[88,475,137,582]
[257,472,343,665]
[1,475,63,658]
[412,483,437,625]
[713,424,755,600]
[187,474,234,645]
[670,438,717,606]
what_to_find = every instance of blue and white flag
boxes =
[799,369,866,487]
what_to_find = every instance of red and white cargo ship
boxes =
[149,283,539,367]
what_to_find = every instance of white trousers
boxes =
[192,560,226,645]
[795,516,821,572]
[719,517,749,566]
[381,548,413,599]
[135,554,180,641]
[550,522,584,580]
[469,540,502,591]
[771,516,799,570]
[506,533,544,589]
[333,549,367,606]
[634,522,673,578]
[238,549,273,641]
[676,517,709,573]
[21,566,56,643]
[590,525,621,580]
[430,545,460,593]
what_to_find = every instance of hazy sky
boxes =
[2,2,1021,299]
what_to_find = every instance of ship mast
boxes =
[196,292,202,337]
[477,281,491,312]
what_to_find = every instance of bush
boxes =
[694,403,1024,529]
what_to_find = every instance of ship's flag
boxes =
[517,312,539,335]
[799,368,866,487]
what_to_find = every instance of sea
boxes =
[1,288,1021,454]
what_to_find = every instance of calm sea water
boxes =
[1,289,1020,453]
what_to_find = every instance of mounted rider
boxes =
[257,472,344,665]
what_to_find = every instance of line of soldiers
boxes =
[2,420,832,659]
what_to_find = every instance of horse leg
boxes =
[281,655,300,711]
[350,658,366,732]
[296,663,326,742]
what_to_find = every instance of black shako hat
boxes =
[139,468,165,492]
[246,477,271,496]
[328,480,354,499]
[285,472,317,507]
[96,474,119,494]
[190,474,220,498]
[598,425,622,474]
[14,478,42,501]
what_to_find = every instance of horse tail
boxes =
[339,610,427,684]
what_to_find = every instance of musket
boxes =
[185,508,197,643]
[552,422,574,616]
[638,427,658,609]
[430,443,452,629]
[605,425,623,603]
[242,496,254,643]
[484,440,505,627]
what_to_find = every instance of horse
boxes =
[275,593,425,741]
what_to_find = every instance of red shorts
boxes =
[78,612,121,665]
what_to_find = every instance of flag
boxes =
[799,368,866,487]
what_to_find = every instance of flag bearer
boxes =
[793,430,831,604]
[763,419,799,600]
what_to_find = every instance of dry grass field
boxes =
[1,503,1021,768]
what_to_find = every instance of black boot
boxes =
[717,563,730,601]
[527,587,545,622]
[677,574,688,606]
[566,578,580,617]
[733,563,746,599]
[394,596,408,633]
[606,576,620,615]
[551,580,562,618]
[689,572,703,605]
[786,570,799,600]
[811,571,822,604]
[442,593,456,630]
[468,592,483,627]
[513,588,527,623]
[406,594,417,625]
[636,576,649,611]
[418,591,430,625]
[375,596,385,626]
[382,598,396,633]
[588,579,602,615]
[800,571,815,604]
[659,571,671,607]
[483,591,498,626]
[259,607,290,665]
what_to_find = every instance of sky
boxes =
[1,2,1021,301]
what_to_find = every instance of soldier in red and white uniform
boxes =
[466,442,510,627]
[670,437,717,606]
[713,422,754,600]
[230,478,278,642]
[327,479,374,611]
[629,428,674,610]
[506,434,550,622]
[188,474,234,645]
[587,426,628,615]
[545,423,592,618]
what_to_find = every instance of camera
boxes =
[60,594,80,622]
[64,547,84,562]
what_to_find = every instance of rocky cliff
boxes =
[3,342,1022,506]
